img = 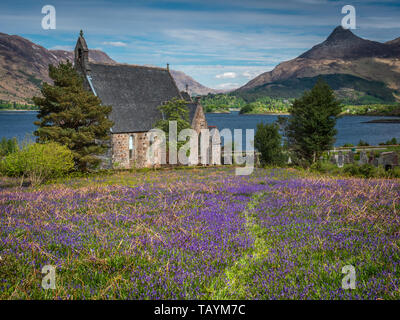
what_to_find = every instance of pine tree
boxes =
[33,61,113,171]
[285,79,342,166]
[254,123,285,166]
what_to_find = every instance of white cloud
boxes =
[172,65,272,88]
[49,45,73,51]
[102,41,127,47]
[242,70,263,79]
[215,82,240,90]
[216,72,237,79]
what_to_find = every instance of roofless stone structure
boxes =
[74,31,208,168]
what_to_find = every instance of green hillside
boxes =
[235,74,398,105]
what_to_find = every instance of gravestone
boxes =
[345,152,354,164]
[359,151,368,165]
[337,151,344,168]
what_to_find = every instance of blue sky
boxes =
[1,0,400,89]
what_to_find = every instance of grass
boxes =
[0,167,399,299]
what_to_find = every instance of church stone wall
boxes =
[112,133,130,169]
[111,104,209,169]
[111,132,163,169]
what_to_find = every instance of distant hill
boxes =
[236,26,400,104]
[50,49,116,65]
[0,32,217,103]
[169,70,220,96]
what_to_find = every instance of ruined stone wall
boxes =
[112,133,130,169]
[191,104,208,133]
[111,132,164,169]
[110,104,210,169]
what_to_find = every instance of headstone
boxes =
[345,152,354,164]
[359,151,368,165]
[287,156,292,165]
[337,151,344,168]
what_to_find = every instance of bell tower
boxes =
[74,30,90,75]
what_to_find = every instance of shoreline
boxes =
[0,109,38,112]
[239,112,290,115]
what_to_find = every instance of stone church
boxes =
[74,31,210,169]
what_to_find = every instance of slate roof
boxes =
[87,63,188,133]
[180,91,192,102]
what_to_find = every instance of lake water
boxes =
[1,110,400,147]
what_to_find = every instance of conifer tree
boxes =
[33,61,113,171]
[254,123,285,166]
[285,79,342,166]
[155,97,191,136]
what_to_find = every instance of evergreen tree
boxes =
[285,79,341,166]
[254,123,285,166]
[155,97,191,140]
[155,97,191,161]
[33,62,113,171]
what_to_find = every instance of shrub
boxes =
[342,143,354,147]
[239,104,255,114]
[0,137,18,158]
[391,166,400,178]
[311,161,340,174]
[379,137,398,146]
[343,163,377,178]
[0,142,74,186]
[357,140,370,147]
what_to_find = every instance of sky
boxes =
[1,0,400,90]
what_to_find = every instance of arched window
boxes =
[129,135,134,159]
[78,48,82,62]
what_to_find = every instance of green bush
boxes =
[0,142,74,186]
[379,137,398,146]
[342,143,354,147]
[239,104,255,114]
[310,161,340,174]
[357,140,370,147]
[343,163,379,178]
[311,161,396,179]
[391,166,400,178]
[0,137,18,158]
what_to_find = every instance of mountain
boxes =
[50,49,116,65]
[237,26,400,104]
[0,33,217,103]
[169,70,220,96]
